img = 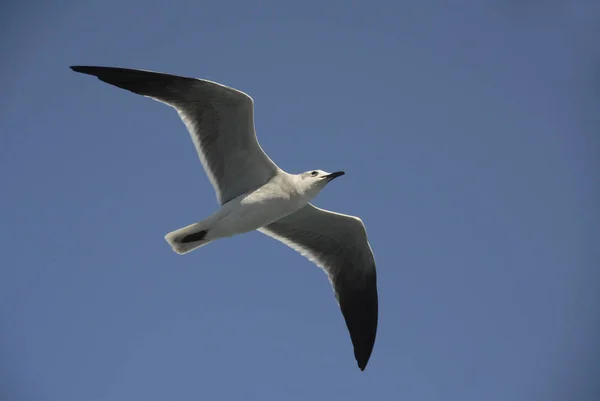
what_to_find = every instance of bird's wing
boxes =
[258,204,378,370]
[71,66,279,205]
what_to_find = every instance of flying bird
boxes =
[70,66,378,370]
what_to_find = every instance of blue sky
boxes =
[1,1,598,400]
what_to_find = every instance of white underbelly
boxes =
[210,193,306,238]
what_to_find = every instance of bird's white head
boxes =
[295,169,346,199]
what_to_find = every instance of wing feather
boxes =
[71,66,279,204]
[259,204,378,370]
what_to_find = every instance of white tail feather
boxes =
[165,222,213,255]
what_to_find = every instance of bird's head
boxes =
[296,169,345,198]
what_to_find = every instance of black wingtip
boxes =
[69,65,104,76]
[70,65,91,74]
[338,276,378,372]
[355,345,371,371]
[355,348,373,371]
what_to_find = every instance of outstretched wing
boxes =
[71,66,279,204]
[259,204,378,370]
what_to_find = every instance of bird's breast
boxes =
[212,186,308,237]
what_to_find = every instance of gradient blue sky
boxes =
[1,1,599,400]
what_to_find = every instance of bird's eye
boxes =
[310,171,318,177]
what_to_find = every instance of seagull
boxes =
[70,66,378,370]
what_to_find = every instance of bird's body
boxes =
[167,172,321,254]
[71,65,379,370]
[216,172,312,235]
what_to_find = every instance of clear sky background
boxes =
[1,1,599,400]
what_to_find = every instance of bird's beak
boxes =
[324,171,345,181]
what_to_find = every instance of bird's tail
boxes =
[165,221,214,255]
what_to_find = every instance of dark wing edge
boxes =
[334,255,378,371]
[70,65,248,102]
